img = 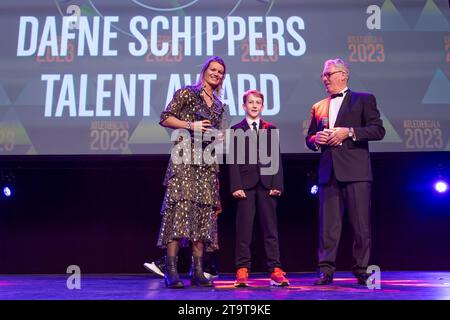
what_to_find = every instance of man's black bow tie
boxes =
[330,93,343,99]
[330,89,349,99]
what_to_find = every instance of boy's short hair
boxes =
[243,89,264,104]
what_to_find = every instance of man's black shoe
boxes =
[314,273,333,285]
[355,273,370,286]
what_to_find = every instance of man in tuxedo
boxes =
[229,89,289,287]
[306,58,385,286]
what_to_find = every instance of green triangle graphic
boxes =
[422,69,450,104]
[0,109,32,145]
[80,4,97,17]
[414,0,450,31]
[381,0,411,31]
[129,118,171,144]
[380,109,402,143]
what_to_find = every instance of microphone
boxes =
[321,117,329,130]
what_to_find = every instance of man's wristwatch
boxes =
[348,127,354,139]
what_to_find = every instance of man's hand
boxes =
[314,131,330,145]
[269,189,282,196]
[232,189,247,199]
[327,127,349,146]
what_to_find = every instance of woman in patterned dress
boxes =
[158,56,227,288]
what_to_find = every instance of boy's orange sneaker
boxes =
[270,267,290,286]
[234,267,249,287]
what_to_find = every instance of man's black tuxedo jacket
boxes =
[305,90,385,184]
[228,119,284,193]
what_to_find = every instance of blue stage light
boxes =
[434,180,448,194]
[310,184,319,195]
[3,186,12,197]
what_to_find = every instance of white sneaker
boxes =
[203,272,219,280]
[143,262,164,277]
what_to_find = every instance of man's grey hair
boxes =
[324,58,350,76]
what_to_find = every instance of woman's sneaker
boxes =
[143,256,165,277]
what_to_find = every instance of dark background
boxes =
[1,152,449,274]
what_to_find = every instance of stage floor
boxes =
[1,271,449,300]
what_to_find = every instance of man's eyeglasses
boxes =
[321,71,344,79]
